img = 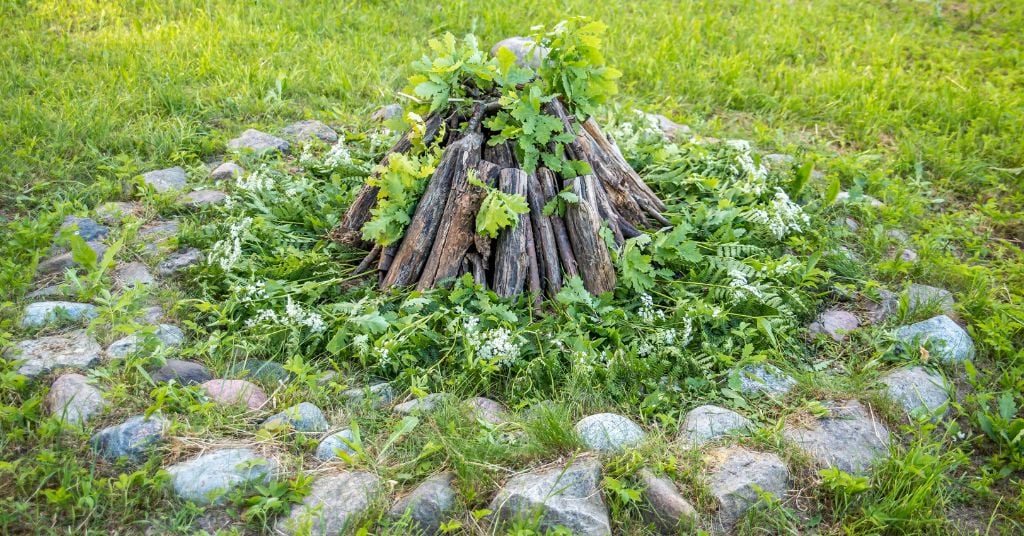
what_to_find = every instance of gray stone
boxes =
[281,120,338,143]
[491,36,549,68]
[906,284,955,314]
[887,229,910,243]
[95,201,141,224]
[705,447,789,531]
[106,324,184,358]
[639,468,697,533]
[36,241,107,275]
[228,359,290,384]
[166,448,278,505]
[56,216,109,244]
[843,217,860,232]
[114,262,155,289]
[393,393,449,415]
[91,415,168,463]
[180,189,227,208]
[4,330,103,378]
[315,429,356,461]
[227,129,289,154]
[342,382,395,408]
[137,306,165,325]
[735,364,796,398]
[643,113,690,140]
[26,284,68,301]
[895,315,974,363]
[46,373,107,425]
[899,248,919,263]
[865,289,899,324]
[880,366,950,421]
[138,220,180,254]
[762,153,796,169]
[489,458,610,535]
[150,359,212,385]
[261,402,328,433]
[276,472,382,535]
[371,104,403,122]
[387,473,457,535]
[142,166,187,193]
[156,248,202,276]
[808,308,860,342]
[836,190,883,207]
[575,413,645,454]
[21,301,97,328]
[465,397,508,426]
[783,400,889,474]
[210,161,244,182]
[680,405,752,446]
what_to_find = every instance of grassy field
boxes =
[2,1,1023,534]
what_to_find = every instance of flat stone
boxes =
[575,413,646,453]
[895,314,975,363]
[201,379,268,410]
[887,229,910,243]
[843,217,860,232]
[735,364,796,398]
[491,36,549,68]
[227,129,289,154]
[91,415,168,463]
[276,472,382,535]
[26,285,68,300]
[489,458,610,535]
[371,104,403,122]
[836,190,884,207]
[227,359,290,384]
[4,330,103,378]
[906,284,956,314]
[762,153,796,169]
[315,429,356,461]
[138,220,180,254]
[106,324,184,358]
[210,161,244,182]
[899,248,919,263]
[261,402,328,433]
[705,447,790,531]
[808,308,860,342]
[167,448,277,505]
[180,189,227,208]
[36,241,107,275]
[783,400,889,474]
[21,301,97,329]
[56,216,109,244]
[114,262,155,289]
[95,201,141,224]
[387,472,457,535]
[880,366,951,421]
[281,120,338,143]
[151,359,213,385]
[341,382,394,408]
[639,468,697,533]
[137,306,165,325]
[156,248,202,276]
[142,166,187,193]
[680,405,752,447]
[393,393,449,415]
[643,112,690,140]
[46,373,108,425]
[465,397,508,426]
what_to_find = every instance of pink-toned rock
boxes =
[808,308,859,342]
[201,379,268,410]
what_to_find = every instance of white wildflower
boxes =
[323,139,352,169]
[728,269,763,300]
[235,166,275,192]
[464,317,519,366]
[208,217,252,271]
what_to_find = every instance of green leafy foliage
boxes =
[536,18,622,120]
[362,152,438,245]
[470,174,530,238]
[406,33,496,113]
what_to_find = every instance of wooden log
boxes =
[467,252,487,287]
[565,174,617,295]
[354,244,381,275]
[472,161,502,263]
[576,126,650,227]
[581,117,666,211]
[491,168,529,298]
[524,216,543,309]
[381,130,483,288]
[537,168,579,279]
[417,160,500,289]
[482,140,518,169]
[525,173,562,296]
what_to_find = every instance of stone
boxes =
[56,216,109,244]
[21,301,97,328]
[210,161,244,182]
[735,364,796,398]
[150,359,212,385]
[895,314,975,363]
[491,36,549,68]
[638,468,697,533]
[489,458,609,535]
[899,248,919,263]
[91,415,168,463]
[341,382,395,407]
[114,261,156,289]
[887,229,910,243]
[880,366,951,421]
[705,447,789,531]
[180,189,227,208]
[276,472,382,535]
[315,429,356,461]
[4,330,103,378]
[906,284,955,314]
[393,393,449,415]
[465,397,508,426]
[95,201,141,224]
[575,413,646,453]
[137,306,165,325]
[36,241,107,275]
[167,448,277,505]
[261,402,328,433]
[227,129,289,154]
[371,104,403,122]
[680,405,752,446]
[643,113,690,140]
[387,473,457,535]
[139,220,180,254]
[46,373,107,425]
[106,324,184,358]
[762,153,796,169]
[201,379,268,410]
[281,120,338,143]
[156,248,202,276]
[26,285,68,300]
[783,400,890,474]
[142,166,187,193]
[843,217,860,232]
[808,308,860,342]
[227,359,290,384]
[836,190,884,207]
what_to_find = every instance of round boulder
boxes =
[575,413,645,453]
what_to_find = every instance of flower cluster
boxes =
[235,167,275,192]
[245,296,326,333]
[233,280,267,302]
[727,269,764,301]
[745,188,810,239]
[208,217,252,271]
[637,294,666,323]
[463,317,520,366]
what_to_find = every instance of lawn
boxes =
[1,1,1023,534]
